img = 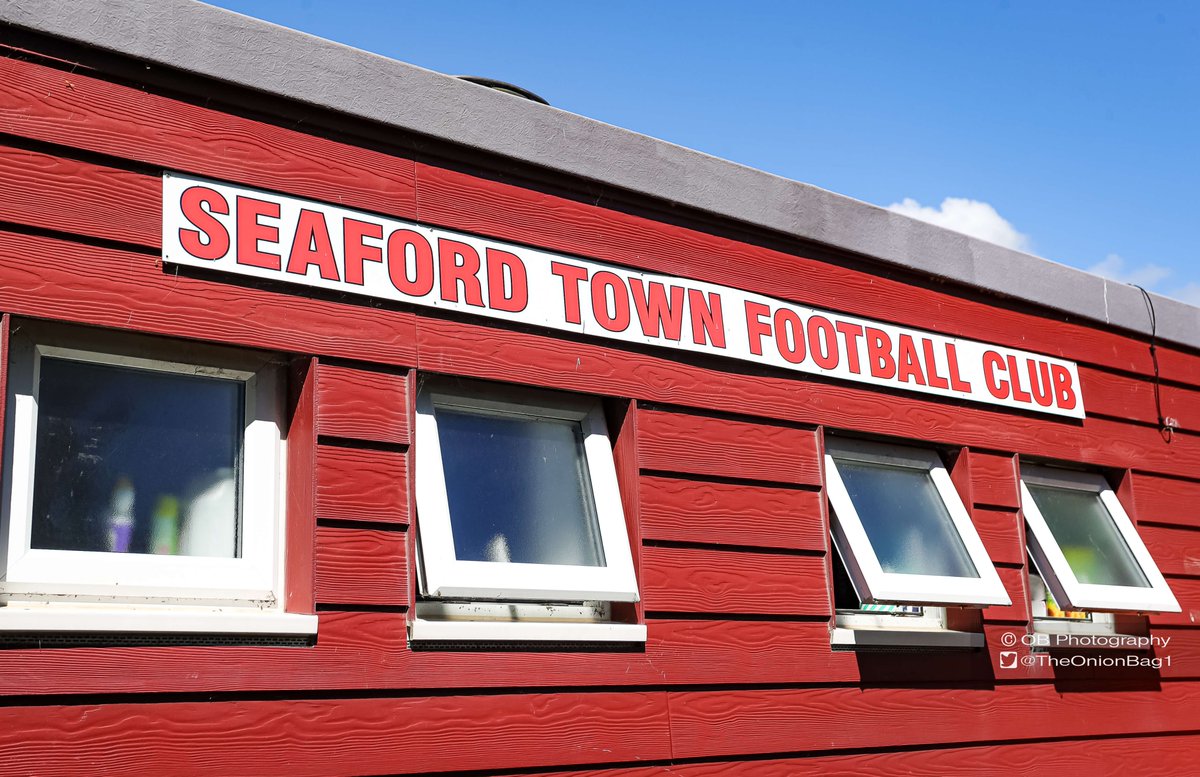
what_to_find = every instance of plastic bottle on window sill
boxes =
[150,495,180,555]
[179,468,236,558]
[106,476,136,553]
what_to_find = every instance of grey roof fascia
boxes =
[1,0,1195,350]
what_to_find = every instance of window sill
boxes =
[831,626,984,651]
[0,603,318,635]
[409,618,647,643]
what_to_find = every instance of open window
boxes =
[411,378,642,642]
[1020,465,1179,615]
[825,437,1010,608]
[0,321,311,635]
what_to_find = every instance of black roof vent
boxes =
[455,76,549,106]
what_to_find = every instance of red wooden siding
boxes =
[1,46,1199,777]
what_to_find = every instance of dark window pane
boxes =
[1026,484,1150,588]
[437,407,605,567]
[31,357,242,558]
[835,458,979,578]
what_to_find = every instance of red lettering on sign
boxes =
[807,315,839,370]
[865,327,896,379]
[773,308,806,364]
[386,229,435,297]
[629,278,685,340]
[178,186,229,260]
[896,334,927,386]
[438,238,485,307]
[946,344,972,392]
[983,351,1009,399]
[1006,354,1033,403]
[689,290,726,349]
[591,271,631,332]
[485,248,529,313]
[344,218,383,286]
[236,196,281,270]
[744,301,773,356]
[1051,364,1078,410]
[1027,359,1053,407]
[551,262,589,325]
[921,338,950,389]
[835,322,864,374]
[286,208,340,281]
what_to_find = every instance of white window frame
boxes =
[413,381,639,604]
[824,437,1010,607]
[1020,465,1179,613]
[0,325,297,623]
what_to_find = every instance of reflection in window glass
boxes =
[437,407,605,567]
[31,358,242,558]
[834,458,979,578]
[1026,484,1150,588]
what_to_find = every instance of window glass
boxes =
[1025,483,1150,588]
[437,407,605,567]
[834,458,979,579]
[31,358,242,558]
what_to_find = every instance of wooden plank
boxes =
[0,691,671,777]
[412,162,1200,387]
[0,230,418,366]
[637,408,820,485]
[284,357,317,613]
[981,565,1030,624]
[0,144,159,245]
[314,526,407,606]
[415,315,1200,482]
[968,451,1018,508]
[510,734,1200,777]
[666,682,1200,761]
[640,545,829,616]
[1149,577,1200,628]
[316,363,410,445]
[1140,524,1200,578]
[971,506,1024,567]
[611,399,645,622]
[315,444,408,524]
[1130,471,1200,529]
[639,475,825,551]
[0,56,418,222]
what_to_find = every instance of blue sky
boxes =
[207,1,1200,305]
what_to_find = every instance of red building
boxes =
[0,1,1198,774]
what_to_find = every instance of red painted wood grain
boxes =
[314,525,407,606]
[638,475,825,551]
[969,451,1019,509]
[316,363,411,445]
[284,357,318,613]
[314,443,408,524]
[971,506,1025,567]
[1130,471,1200,529]
[0,55,418,222]
[1140,524,1200,577]
[640,545,829,616]
[0,691,671,777]
[0,230,419,365]
[637,408,820,485]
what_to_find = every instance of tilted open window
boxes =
[1020,465,1179,614]
[411,379,642,642]
[825,437,1009,608]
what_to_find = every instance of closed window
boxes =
[0,323,310,635]
[411,379,642,642]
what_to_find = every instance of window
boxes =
[825,438,1010,608]
[1020,465,1179,615]
[0,323,311,634]
[411,379,642,642]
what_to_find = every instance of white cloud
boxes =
[1166,283,1200,307]
[1087,253,1172,288]
[886,197,1030,252]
